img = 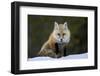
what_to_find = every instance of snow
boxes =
[28,53,88,61]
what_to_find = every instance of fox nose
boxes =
[61,39,63,42]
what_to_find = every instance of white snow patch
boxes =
[28,53,88,61]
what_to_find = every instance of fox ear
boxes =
[64,22,68,30]
[54,21,59,30]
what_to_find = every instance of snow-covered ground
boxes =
[28,53,88,61]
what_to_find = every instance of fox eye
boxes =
[63,33,66,36]
[57,33,60,36]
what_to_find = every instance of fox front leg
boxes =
[56,43,67,57]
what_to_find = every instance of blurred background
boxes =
[28,15,88,58]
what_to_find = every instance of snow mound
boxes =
[28,53,88,61]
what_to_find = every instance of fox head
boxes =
[52,22,70,44]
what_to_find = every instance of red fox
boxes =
[38,22,70,58]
